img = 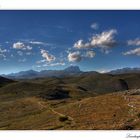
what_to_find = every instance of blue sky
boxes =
[0,10,140,74]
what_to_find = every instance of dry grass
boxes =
[0,73,140,130]
[1,90,140,130]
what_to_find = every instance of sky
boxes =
[0,10,140,74]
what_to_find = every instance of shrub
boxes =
[123,125,134,130]
[137,113,140,118]
[59,115,68,122]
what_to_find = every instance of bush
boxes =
[137,113,140,118]
[123,125,134,130]
[59,115,68,122]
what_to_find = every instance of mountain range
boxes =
[1,66,140,79]
[2,66,83,79]
[108,67,140,74]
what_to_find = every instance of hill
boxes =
[1,72,140,100]
[0,76,14,87]
[0,88,140,130]
[0,72,140,130]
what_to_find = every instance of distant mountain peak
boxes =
[64,66,81,72]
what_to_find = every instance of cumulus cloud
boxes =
[85,50,96,58]
[25,46,32,50]
[127,38,140,46]
[91,23,99,30]
[68,51,82,62]
[13,42,32,50]
[74,29,117,53]
[91,29,117,48]
[40,49,56,62]
[74,40,91,49]
[123,47,140,56]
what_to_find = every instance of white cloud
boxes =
[97,69,110,73]
[29,41,48,45]
[36,59,46,64]
[43,62,65,67]
[36,62,65,68]
[74,29,117,53]
[13,42,32,50]
[74,40,91,49]
[91,29,117,48]
[68,51,82,62]
[18,58,27,62]
[36,65,42,68]
[123,47,140,56]
[11,54,14,57]
[26,52,32,55]
[17,51,32,56]
[5,41,9,44]
[85,50,96,58]
[0,54,6,58]
[17,51,23,56]
[26,46,32,50]
[0,48,8,59]
[13,42,24,49]
[127,38,140,46]
[91,23,99,30]
[0,48,8,53]
[40,49,56,62]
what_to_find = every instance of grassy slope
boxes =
[0,76,14,87]
[117,73,140,89]
[1,90,140,130]
[0,73,140,130]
